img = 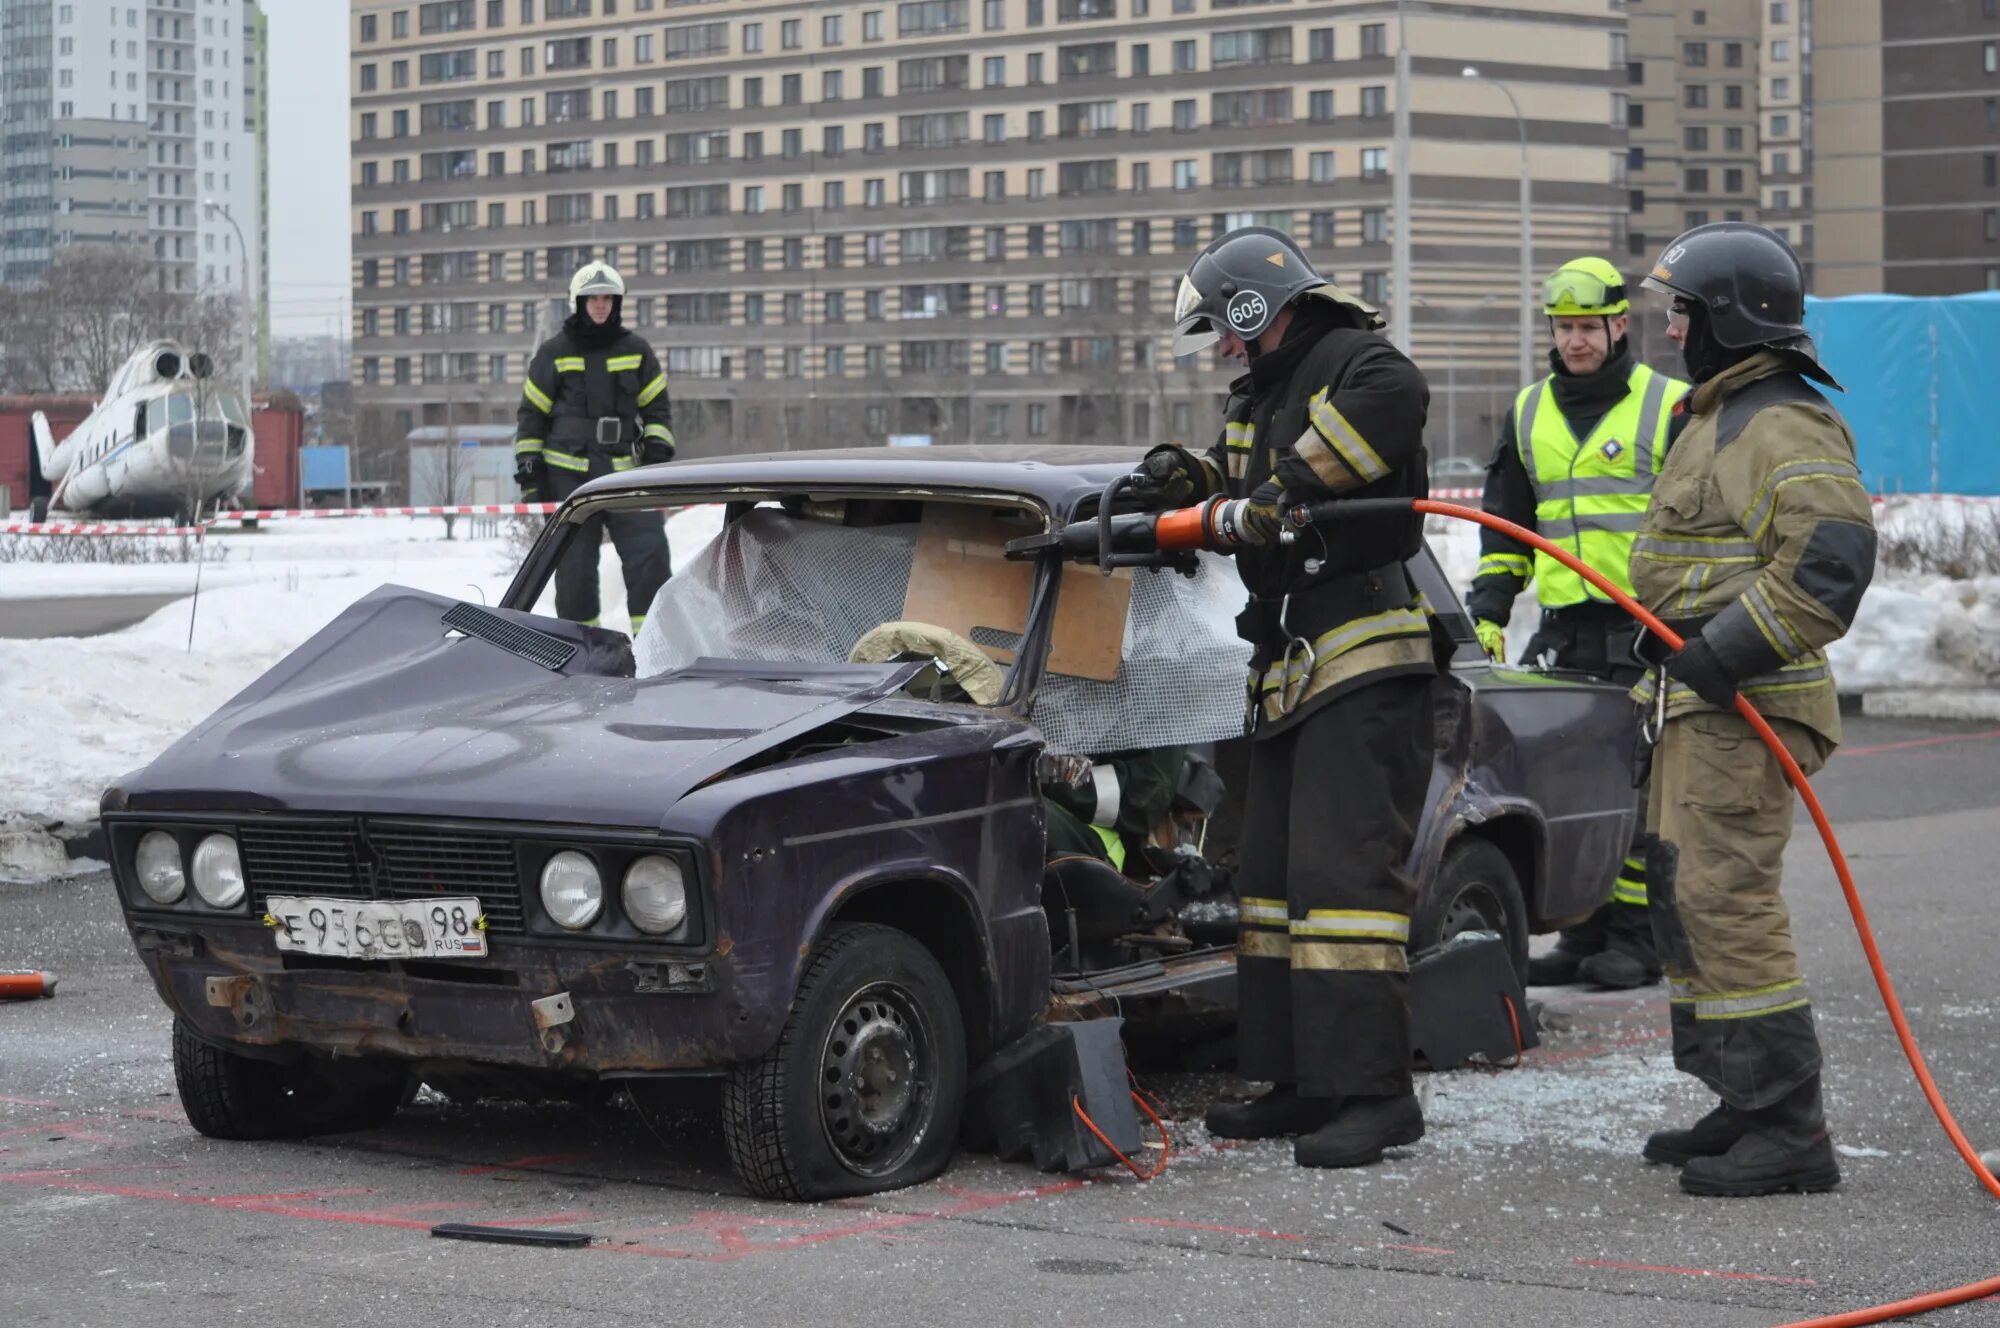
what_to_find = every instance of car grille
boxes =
[239,822,526,935]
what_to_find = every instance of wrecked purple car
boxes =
[103,446,1636,1200]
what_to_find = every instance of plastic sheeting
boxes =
[1804,292,2000,497]
[634,508,1255,753]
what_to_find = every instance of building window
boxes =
[1771,77,1790,98]
[1627,146,1645,170]
[1360,23,1385,57]
[1628,188,1644,213]
[1770,38,1789,62]
[1309,151,1335,184]
[1987,153,1998,188]
[1685,126,1709,151]
[1773,112,1792,136]
[1628,102,1645,128]
[1362,208,1388,243]
[1309,27,1333,62]
[1027,403,1048,437]
[1773,150,1791,173]
[1988,208,2000,242]
[1361,85,1387,118]
[1725,126,1744,151]
[1173,159,1198,190]
[1361,147,1388,179]
[1359,271,1386,304]
[824,13,843,44]
[1723,167,1743,192]
[1173,40,1195,72]
[1683,42,1707,67]
[984,55,1005,86]
[1308,90,1334,123]
[1686,84,1708,108]
[1685,167,1709,192]
[1773,188,1791,209]
[1725,41,1744,67]
[1770,1,1788,19]
[1988,43,1999,75]
[1726,84,1744,109]
[782,18,801,48]
[984,403,1009,436]
[1685,209,1711,227]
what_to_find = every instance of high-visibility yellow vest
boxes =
[1514,363,1687,607]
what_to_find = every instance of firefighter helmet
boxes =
[1642,222,1807,349]
[1171,226,1382,356]
[568,260,626,304]
[1542,256,1630,318]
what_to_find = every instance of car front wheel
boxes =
[1412,836,1530,987]
[722,922,967,1201]
[173,1017,407,1140]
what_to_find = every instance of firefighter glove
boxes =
[1134,445,1204,509]
[1213,481,1287,547]
[514,456,543,499]
[640,438,677,466]
[1474,619,1506,661]
[1666,634,1739,709]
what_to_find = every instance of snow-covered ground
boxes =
[0,496,1992,871]
[0,509,724,843]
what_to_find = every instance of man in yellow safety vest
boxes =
[1465,256,1691,990]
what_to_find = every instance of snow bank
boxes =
[0,510,724,839]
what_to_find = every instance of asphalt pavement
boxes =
[4,714,2000,1328]
[0,594,187,639]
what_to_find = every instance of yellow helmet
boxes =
[1542,256,1629,317]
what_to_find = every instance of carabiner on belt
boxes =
[1275,593,1316,718]
[1641,664,1670,746]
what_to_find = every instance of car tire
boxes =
[721,922,967,1201]
[1412,836,1530,987]
[173,1017,406,1141]
[28,495,48,524]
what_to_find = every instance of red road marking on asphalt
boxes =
[1839,727,2000,758]
[458,1152,594,1176]
[1529,1028,1672,1066]
[0,1097,60,1108]
[1125,1217,1306,1242]
[1575,1258,1817,1287]
[1380,1242,1457,1255]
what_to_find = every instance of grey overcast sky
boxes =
[265,0,351,339]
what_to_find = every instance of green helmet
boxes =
[1542,256,1629,317]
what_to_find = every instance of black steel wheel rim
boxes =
[1441,878,1506,942]
[817,980,934,1178]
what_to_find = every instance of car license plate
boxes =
[267,896,488,960]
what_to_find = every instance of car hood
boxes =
[106,585,923,828]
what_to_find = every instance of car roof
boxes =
[570,444,1153,516]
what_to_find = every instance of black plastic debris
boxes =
[1409,931,1539,1071]
[429,1223,591,1248]
[961,1018,1141,1173]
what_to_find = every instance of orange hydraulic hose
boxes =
[1412,500,2000,1327]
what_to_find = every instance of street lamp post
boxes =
[1461,68,1534,390]
[203,199,254,407]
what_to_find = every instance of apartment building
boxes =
[1814,0,2000,296]
[0,0,267,339]
[349,0,1627,463]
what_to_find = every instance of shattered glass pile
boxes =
[634,507,1255,752]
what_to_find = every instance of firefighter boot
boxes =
[1205,1085,1340,1140]
[1526,906,1610,986]
[1576,903,1662,990]
[1642,1101,1752,1166]
[1293,1093,1425,1169]
[1679,1077,1841,1197]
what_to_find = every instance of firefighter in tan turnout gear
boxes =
[1633,222,1876,1197]
[514,261,676,633]
[1468,257,1691,991]
[1137,226,1438,1170]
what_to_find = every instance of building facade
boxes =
[0,0,267,356]
[348,0,1626,467]
[1813,0,2000,296]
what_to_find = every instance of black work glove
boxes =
[515,457,544,501]
[1665,634,1739,709]
[1240,480,1286,546]
[639,438,676,467]
[1133,445,1204,510]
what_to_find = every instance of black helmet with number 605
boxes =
[1642,222,1807,349]
[1172,226,1383,356]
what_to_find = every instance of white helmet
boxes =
[568,260,625,304]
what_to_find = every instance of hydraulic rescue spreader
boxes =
[1008,476,2000,1328]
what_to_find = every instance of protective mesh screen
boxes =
[634,508,1254,753]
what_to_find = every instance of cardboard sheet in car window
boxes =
[903,504,1130,683]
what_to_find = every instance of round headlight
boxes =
[622,856,688,934]
[191,833,245,909]
[135,831,185,904]
[539,851,603,929]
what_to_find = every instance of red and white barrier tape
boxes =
[1,503,559,537]
[5,491,1996,538]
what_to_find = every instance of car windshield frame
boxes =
[506,481,1069,716]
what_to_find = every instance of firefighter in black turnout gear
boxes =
[514,261,677,633]
[1138,227,1439,1169]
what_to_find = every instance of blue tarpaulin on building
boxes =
[1803,292,2000,496]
